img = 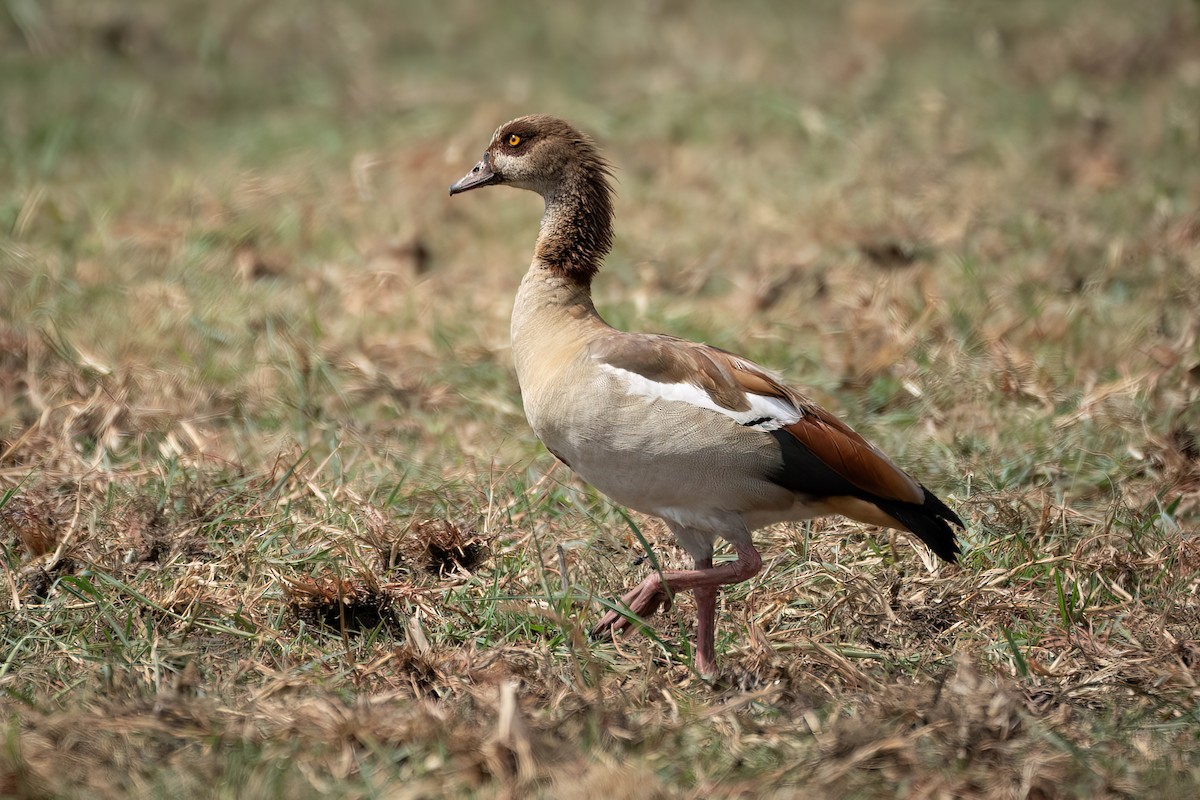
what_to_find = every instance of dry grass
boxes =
[3,0,1200,797]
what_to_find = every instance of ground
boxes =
[2,1,1200,798]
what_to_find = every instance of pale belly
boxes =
[526,392,800,529]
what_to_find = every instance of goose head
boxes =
[449,114,608,199]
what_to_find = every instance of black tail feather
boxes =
[765,428,965,563]
[876,489,963,563]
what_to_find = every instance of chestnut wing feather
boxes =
[592,332,920,502]
[778,405,924,505]
[708,344,927,505]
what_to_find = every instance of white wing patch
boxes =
[599,363,803,431]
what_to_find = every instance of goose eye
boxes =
[508,133,522,147]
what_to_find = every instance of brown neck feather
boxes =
[534,157,614,287]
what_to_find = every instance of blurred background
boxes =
[3,2,1197,476]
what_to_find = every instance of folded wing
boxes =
[590,332,963,562]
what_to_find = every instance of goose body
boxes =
[450,115,962,675]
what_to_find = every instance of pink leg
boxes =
[692,557,718,675]
[591,541,762,674]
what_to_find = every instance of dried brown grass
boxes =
[3,0,1200,797]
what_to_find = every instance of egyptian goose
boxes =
[449,115,962,676]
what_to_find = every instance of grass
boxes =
[2,0,1200,797]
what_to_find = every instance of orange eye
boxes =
[508,133,521,147]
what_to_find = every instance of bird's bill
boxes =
[449,152,498,195]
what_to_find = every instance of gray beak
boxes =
[449,152,498,196]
